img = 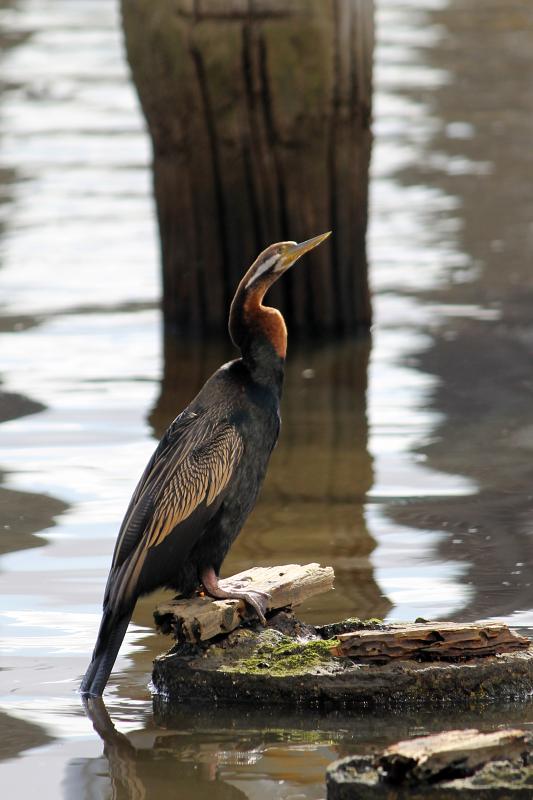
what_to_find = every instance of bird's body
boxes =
[81,232,330,696]
[118,358,281,602]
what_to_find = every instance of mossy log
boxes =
[152,600,533,712]
[327,728,533,798]
[121,0,374,337]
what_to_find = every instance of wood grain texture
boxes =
[331,621,530,663]
[154,562,334,642]
[121,0,374,336]
[327,728,533,798]
[380,728,532,784]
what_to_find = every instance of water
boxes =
[1,0,533,796]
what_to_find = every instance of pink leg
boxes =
[201,567,270,624]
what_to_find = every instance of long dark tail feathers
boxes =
[80,610,132,697]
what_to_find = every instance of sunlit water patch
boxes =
[0,0,157,317]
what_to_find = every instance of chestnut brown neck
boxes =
[229,278,287,377]
[242,290,287,359]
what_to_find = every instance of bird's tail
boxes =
[80,608,132,697]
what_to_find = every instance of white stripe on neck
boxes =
[245,254,279,289]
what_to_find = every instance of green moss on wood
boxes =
[221,631,340,677]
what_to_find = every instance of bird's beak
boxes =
[279,231,332,270]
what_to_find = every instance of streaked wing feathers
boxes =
[106,411,244,612]
[145,422,244,549]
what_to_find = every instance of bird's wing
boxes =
[104,409,244,612]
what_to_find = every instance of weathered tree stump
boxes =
[151,566,533,713]
[121,0,374,337]
[327,729,533,798]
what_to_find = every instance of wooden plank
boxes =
[154,563,334,643]
[330,621,530,662]
[380,728,532,783]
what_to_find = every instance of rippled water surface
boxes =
[1,0,533,797]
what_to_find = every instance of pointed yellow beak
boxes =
[280,231,332,270]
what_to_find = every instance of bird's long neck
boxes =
[229,281,287,388]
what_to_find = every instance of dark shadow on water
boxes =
[0,388,67,757]
[0,387,44,425]
[0,709,54,762]
[0,384,69,559]
[0,470,68,559]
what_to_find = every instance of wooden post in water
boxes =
[121,0,374,337]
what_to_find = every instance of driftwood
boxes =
[380,729,532,784]
[327,728,533,798]
[154,563,334,643]
[330,621,530,663]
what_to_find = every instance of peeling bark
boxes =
[332,622,530,663]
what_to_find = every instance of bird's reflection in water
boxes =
[79,693,533,800]
[80,697,249,800]
[79,695,352,799]
[82,697,146,800]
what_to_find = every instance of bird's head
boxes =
[241,232,332,292]
[229,232,331,362]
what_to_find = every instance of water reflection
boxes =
[0,709,53,762]
[0,384,68,560]
[76,694,533,800]
[1,0,533,798]
[75,697,400,800]
[148,335,391,622]
[377,0,533,624]
[0,470,68,559]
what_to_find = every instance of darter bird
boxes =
[80,232,331,696]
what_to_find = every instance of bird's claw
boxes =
[218,577,249,591]
[239,589,270,625]
[214,580,270,624]
[219,577,269,598]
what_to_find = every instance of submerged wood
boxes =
[331,621,530,663]
[154,563,335,643]
[121,0,374,336]
[327,728,533,798]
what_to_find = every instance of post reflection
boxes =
[146,333,390,624]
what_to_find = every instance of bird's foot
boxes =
[201,568,270,625]
[218,581,270,625]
